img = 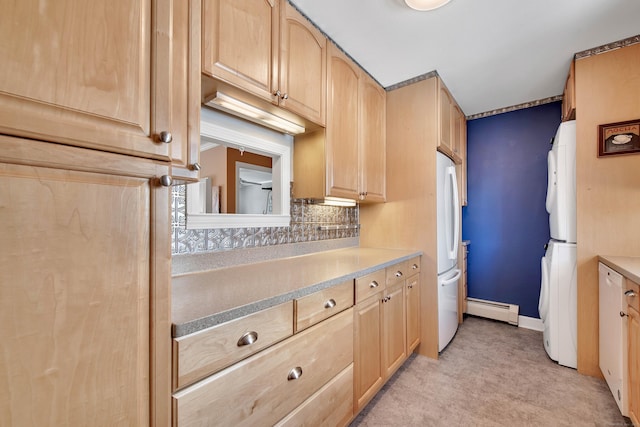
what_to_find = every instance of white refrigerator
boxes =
[436,152,461,352]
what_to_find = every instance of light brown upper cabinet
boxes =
[202,0,326,126]
[294,43,386,203]
[437,79,464,165]
[562,59,576,122]
[0,0,189,162]
[326,43,361,200]
[359,72,387,203]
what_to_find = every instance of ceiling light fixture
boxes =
[404,0,452,11]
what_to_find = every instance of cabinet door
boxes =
[562,60,576,122]
[170,0,201,181]
[438,82,454,158]
[629,306,640,426]
[202,0,278,103]
[354,294,384,411]
[359,73,386,203]
[406,275,421,353]
[279,2,327,126]
[0,136,171,426]
[0,0,183,160]
[326,43,360,200]
[451,104,464,165]
[382,281,406,378]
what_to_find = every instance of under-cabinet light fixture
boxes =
[404,0,452,11]
[205,92,305,135]
[320,197,357,207]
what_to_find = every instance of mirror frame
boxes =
[186,108,292,229]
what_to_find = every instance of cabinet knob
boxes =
[287,366,303,381]
[237,331,259,347]
[412,263,418,270]
[158,131,173,143]
[191,162,201,171]
[324,298,337,309]
[281,93,289,100]
[395,271,403,278]
[159,175,172,187]
[625,290,637,298]
[621,311,629,318]
[369,280,379,289]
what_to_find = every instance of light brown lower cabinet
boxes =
[382,280,407,378]
[275,364,353,427]
[172,308,354,426]
[0,135,171,426]
[354,258,421,414]
[629,304,640,426]
[406,274,421,353]
[354,288,385,410]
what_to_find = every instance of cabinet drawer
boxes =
[173,302,293,390]
[627,279,640,313]
[406,257,421,275]
[295,280,354,332]
[386,261,409,286]
[173,308,354,427]
[355,269,386,303]
[275,363,353,427]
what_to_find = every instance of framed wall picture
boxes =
[598,119,640,157]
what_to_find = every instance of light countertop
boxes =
[172,247,421,337]
[598,255,640,284]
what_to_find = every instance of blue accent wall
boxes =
[462,102,561,318]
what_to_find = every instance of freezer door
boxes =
[438,268,461,352]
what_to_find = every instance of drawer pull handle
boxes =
[324,299,337,309]
[369,280,379,289]
[288,366,303,381]
[625,290,637,298]
[237,331,258,347]
[412,263,418,270]
[395,271,403,278]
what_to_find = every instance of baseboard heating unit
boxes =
[466,298,519,325]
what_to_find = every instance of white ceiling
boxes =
[289,0,640,117]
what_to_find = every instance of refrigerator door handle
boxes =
[441,269,462,286]
[446,166,460,260]
[545,151,556,214]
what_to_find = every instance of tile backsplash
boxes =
[171,184,359,255]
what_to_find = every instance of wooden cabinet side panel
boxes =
[0,160,156,426]
[575,43,640,377]
[202,0,277,102]
[292,129,326,199]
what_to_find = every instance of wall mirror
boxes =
[186,108,292,229]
